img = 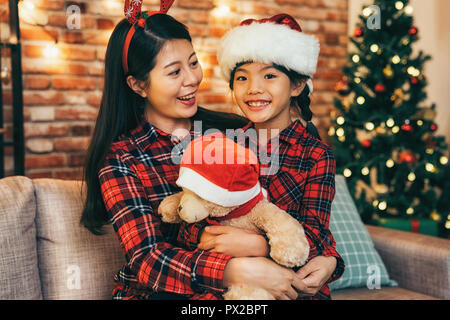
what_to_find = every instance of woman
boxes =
[80,2,308,300]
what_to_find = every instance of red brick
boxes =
[24,123,69,138]
[54,136,90,151]
[54,106,98,121]
[178,0,214,10]
[25,154,66,169]
[23,91,65,106]
[52,77,96,90]
[25,77,51,90]
[53,168,83,180]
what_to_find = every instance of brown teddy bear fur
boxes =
[158,189,310,300]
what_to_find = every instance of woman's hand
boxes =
[223,257,307,300]
[295,256,337,297]
[198,225,269,257]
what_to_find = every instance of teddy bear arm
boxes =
[157,191,184,223]
[249,201,310,268]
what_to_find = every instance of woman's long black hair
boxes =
[229,62,322,141]
[80,14,192,235]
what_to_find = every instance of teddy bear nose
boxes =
[178,205,183,212]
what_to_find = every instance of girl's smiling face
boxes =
[231,62,304,127]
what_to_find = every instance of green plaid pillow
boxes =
[329,175,397,291]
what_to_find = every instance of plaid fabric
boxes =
[99,115,232,300]
[329,175,397,291]
[242,120,345,300]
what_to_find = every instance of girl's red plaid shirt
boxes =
[99,115,344,300]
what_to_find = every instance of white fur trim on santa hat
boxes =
[218,22,320,93]
[176,166,263,207]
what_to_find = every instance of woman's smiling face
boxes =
[131,39,203,126]
[231,62,303,126]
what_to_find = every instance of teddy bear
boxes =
[158,133,310,300]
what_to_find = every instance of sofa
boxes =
[0,175,448,300]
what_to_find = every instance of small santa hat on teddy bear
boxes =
[176,133,266,208]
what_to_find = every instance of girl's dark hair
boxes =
[229,62,322,141]
[80,14,192,235]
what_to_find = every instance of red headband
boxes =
[122,0,175,75]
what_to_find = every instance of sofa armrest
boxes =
[366,225,450,300]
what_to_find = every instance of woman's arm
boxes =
[100,151,232,295]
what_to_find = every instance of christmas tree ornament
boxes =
[401,123,413,132]
[361,139,371,148]
[391,88,405,106]
[353,26,363,37]
[374,83,386,93]
[430,123,438,132]
[398,150,416,164]
[409,26,418,35]
[410,77,419,85]
[383,65,394,78]
[335,79,351,96]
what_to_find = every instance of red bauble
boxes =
[354,27,363,37]
[335,79,350,96]
[374,83,386,93]
[361,139,371,148]
[410,77,419,85]
[430,123,438,131]
[409,26,418,35]
[401,123,413,132]
[398,151,416,164]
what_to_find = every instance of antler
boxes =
[124,0,175,24]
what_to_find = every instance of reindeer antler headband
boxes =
[122,0,175,75]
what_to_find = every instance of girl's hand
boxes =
[223,257,307,300]
[198,225,269,257]
[295,256,337,297]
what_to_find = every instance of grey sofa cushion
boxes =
[34,179,125,300]
[0,176,42,300]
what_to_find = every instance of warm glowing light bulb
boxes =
[361,167,370,175]
[212,4,231,18]
[43,44,59,58]
[395,1,404,10]
[337,116,345,125]
[363,7,372,17]
[386,118,395,127]
[336,128,345,137]
[386,159,395,168]
[352,55,360,63]
[370,44,379,53]
[365,122,375,131]
[408,172,416,181]
[343,169,352,178]
[406,207,414,215]
[378,201,387,210]
[440,156,448,165]
[405,5,414,15]
[357,96,366,105]
[425,163,436,172]
[392,55,401,64]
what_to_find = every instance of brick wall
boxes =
[0,0,348,179]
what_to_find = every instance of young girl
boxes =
[200,14,345,300]
[81,1,306,300]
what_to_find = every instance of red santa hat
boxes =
[176,133,265,207]
[217,13,319,94]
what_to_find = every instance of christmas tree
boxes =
[330,0,449,238]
